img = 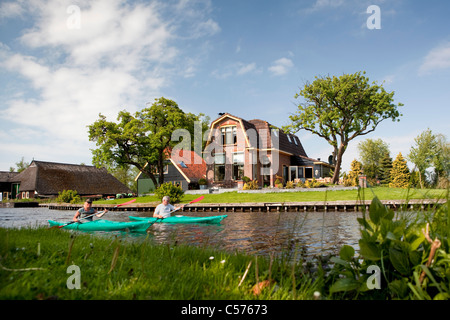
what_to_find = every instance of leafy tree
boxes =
[433,133,450,188]
[357,138,390,181]
[407,129,449,188]
[389,153,410,188]
[10,157,30,173]
[284,71,403,184]
[408,130,449,188]
[88,97,208,187]
[407,129,437,188]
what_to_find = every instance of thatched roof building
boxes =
[0,171,20,200]
[12,160,131,199]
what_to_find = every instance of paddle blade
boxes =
[114,198,137,208]
[189,195,204,204]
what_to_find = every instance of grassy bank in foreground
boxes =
[0,227,318,300]
[96,187,447,205]
[1,194,448,300]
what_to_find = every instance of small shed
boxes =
[12,160,131,199]
[135,150,207,194]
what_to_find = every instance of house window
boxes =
[271,128,279,137]
[305,167,313,179]
[221,126,237,145]
[156,164,169,175]
[289,166,297,181]
[179,161,188,168]
[298,167,304,179]
[232,152,244,180]
[287,135,293,144]
[215,165,225,181]
[214,153,225,181]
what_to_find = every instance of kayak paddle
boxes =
[50,198,137,229]
[169,195,204,215]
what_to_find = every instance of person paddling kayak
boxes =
[153,196,184,219]
[73,198,108,222]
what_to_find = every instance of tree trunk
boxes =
[143,168,158,189]
[332,144,346,184]
[158,162,165,187]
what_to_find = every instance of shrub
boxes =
[274,176,283,188]
[345,159,362,187]
[57,190,81,204]
[294,179,305,188]
[242,176,251,183]
[285,181,295,189]
[155,183,184,204]
[243,180,259,190]
[325,196,449,300]
[304,178,326,188]
[389,153,410,188]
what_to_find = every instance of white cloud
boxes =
[304,0,345,13]
[419,42,450,75]
[237,62,257,76]
[212,62,260,79]
[0,0,26,18]
[268,57,294,76]
[0,0,221,169]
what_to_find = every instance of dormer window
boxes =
[179,161,188,168]
[287,134,293,143]
[271,128,279,137]
[221,126,237,145]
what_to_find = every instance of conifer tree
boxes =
[346,159,362,187]
[389,152,410,188]
[379,152,393,185]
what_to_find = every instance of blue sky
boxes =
[0,0,449,173]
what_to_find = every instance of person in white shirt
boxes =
[153,196,184,219]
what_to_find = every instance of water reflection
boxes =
[0,208,362,259]
[137,211,362,259]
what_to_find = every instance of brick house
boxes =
[203,113,333,188]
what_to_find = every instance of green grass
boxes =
[0,227,318,300]
[96,187,447,205]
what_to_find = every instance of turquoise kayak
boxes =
[48,219,152,232]
[128,215,227,224]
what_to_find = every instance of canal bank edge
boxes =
[40,198,447,213]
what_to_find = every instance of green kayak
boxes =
[128,215,227,224]
[48,219,152,232]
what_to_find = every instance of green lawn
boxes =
[97,187,447,205]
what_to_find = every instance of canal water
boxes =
[0,207,362,259]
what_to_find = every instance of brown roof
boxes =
[13,161,131,196]
[170,149,206,183]
[209,113,308,157]
[0,171,20,183]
